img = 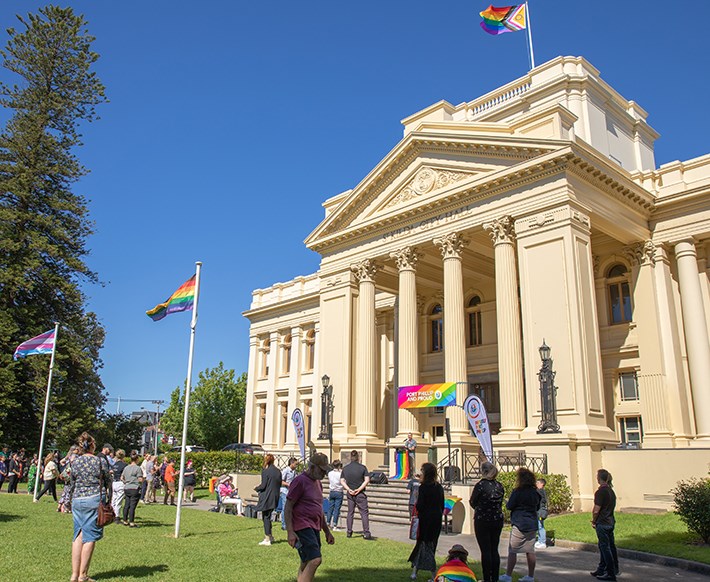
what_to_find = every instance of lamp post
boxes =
[319,374,334,460]
[537,340,560,434]
[237,418,242,444]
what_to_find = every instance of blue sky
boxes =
[1,1,707,412]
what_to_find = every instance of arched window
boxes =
[282,334,292,374]
[430,304,443,352]
[467,295,482,347]
[260,339,271,378]
[607,264,632,324]
[304,329,316,371]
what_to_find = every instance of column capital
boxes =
[433,232,469,259]
[351,259,379,283]
[390,246,422,272]
[674,238,698,260]
[623,240,656,267]
[484,215,516,245]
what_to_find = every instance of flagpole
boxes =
[33,322,60,502]
[175,261,202,539]
[525,1,535,69]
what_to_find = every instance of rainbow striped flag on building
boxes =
[13,328,57,360]
[480,4,527,35]
[146,275,197,321]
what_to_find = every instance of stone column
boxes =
[285,326,302,447]
[391,247,421,437]
[352,259,379,438]
[674,240,710,439]
[433,232,469,436]
[245,335,258,443]
[264,331,279,447]
[484,216,526,434]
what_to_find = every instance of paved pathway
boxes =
[185,497,709,581]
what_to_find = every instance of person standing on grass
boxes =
[325,460,343,530]
[110,450,128,523]
[285,453,335,582]
[254,454,282,546]
[163,458,176,505]
[139,453,150,502]
[534,478,548,550]
[470,461,505,582]
[340,450,373,540]
[499,468,540,582]
[408,462,444,582]
[0,454,6,491]
[27,455,38,495]
[590,469,619,581]
[278,457,299,530]
[183,459,197,503]
[7,453,20,493]
[121,451,143,527]
[66,431,112,582]
[35,452,59,502]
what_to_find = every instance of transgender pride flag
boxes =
[13,328,57,360]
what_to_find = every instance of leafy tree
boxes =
[0,6,107,449]
[93,413,146,453]
[160,364,247,451]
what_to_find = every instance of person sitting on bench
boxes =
[218,475,243,515]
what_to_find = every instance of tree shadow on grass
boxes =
[128,519,166,528]
[94,564,169,579]
[0,513,24,522]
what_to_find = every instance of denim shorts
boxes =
[72,495,103,543]
[295,527,322,563]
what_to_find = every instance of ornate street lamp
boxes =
[319,374,335,459]
[537,340,560,434]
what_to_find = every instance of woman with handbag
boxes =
[408,462,444,581]
[66,432,112,582]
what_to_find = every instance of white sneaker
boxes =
[534,542,546,550]
[499,576,513,582]
[520,576,535,582]
[258,539,271,546]
[331,525,339,531]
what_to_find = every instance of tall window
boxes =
[258,404,266,444]
[619,416,643,444]
[260,339,271,378]
[467,295,482,346]
[282,334,292,375]
[607,264,632,324]
[430,304,443,352]
[279,403,288,448]
[305,329,315,371]
[619,371,639,401]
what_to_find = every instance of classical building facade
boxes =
[243,56,710,510]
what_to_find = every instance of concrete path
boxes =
[184,497,710,581]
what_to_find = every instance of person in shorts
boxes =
[499,468,540,582]
[284,452,335,582]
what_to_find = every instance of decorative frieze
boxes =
[351,259,379,283]
[385,168,473,209]
[484,215,516,245]
[390,247,422,272]
[433,232,469,260]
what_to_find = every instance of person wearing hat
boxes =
[284,452,335,582]
[435,545,477,582]
[218,475,243,515]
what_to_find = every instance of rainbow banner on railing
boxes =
[443,495,462,516]
[390,448,410,480]
[398,382,457,409]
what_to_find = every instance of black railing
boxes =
[461,450,548,482]
[435,448,460,486]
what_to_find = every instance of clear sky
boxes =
[1,1,708,413]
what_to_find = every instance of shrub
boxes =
[496,471,573,521]
[162,451,263,486]
[671,477,710,544]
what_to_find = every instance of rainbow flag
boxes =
[435,558,477,582]
[480,4,526,35]
[390,448,410,480]
[443,495,462,516]
[146,275,196,321]
[13,328,56,360]
[398,383,457,409]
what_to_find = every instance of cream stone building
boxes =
[243,56,710,510]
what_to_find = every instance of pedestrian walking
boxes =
[121,451,143,527]
[284,452,335,582]
[35,452,60,502]
[341,450,372,540]
[325,460,343,530]
[590,469,619,581]
[470,461,505,582]
[408,462,445,581]
[254,453,282,546]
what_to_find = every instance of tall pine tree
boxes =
[0,6,107,449]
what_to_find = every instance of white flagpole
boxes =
[175,261,202,539]
[33,322,60,502]
[525,2,536,69]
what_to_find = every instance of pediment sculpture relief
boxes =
[383,167,475,210]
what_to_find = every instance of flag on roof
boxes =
[146,275,197,321]
[13,328,57,360]
[480,4,527,35]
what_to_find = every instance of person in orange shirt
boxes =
[163,459,176,506]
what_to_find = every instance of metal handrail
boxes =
[461,451,548,483]
[436,448,460,484]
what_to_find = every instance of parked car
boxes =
[221,443,265,455]
[169,445,208,453]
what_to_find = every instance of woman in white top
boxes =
[326,460,344,530]
[35,452,59,502]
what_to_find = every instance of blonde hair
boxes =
[76,432,96,455]
[481,461,498,480]
[115,449,126,461]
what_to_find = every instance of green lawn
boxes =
[547,512,710,565]
[0,493,484,582]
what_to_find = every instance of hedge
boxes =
[496,471,573,520]
[671,476,710,543]
[162,451,264,487]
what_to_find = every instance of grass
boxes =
[547,512,710,565]
[0,492,485,582]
